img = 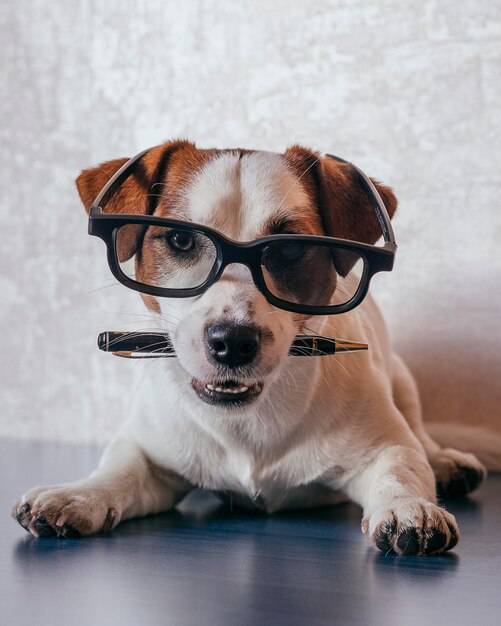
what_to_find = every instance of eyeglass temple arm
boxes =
[325,154,396,247]
[90,148,150,212]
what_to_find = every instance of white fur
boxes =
[14,150,486,553]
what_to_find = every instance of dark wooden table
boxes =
[1,439,499,625]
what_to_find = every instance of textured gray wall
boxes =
[1,0,500,444]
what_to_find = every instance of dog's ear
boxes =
[75,142,188,261]
[284,146,397,275]
[77,157,130,214]
[316,154,397,245]
[76,155,148,262]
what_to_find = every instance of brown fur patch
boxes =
[140,294,161,313]
[153,144,219,217]
[283,145,397,244]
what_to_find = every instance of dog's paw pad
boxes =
[396,527,420,555]
[446,522,459,551]
[31,515,58,538]
[374,521,395,553]
[58,524,82,539]
[13,502,32,529]
[424,529,448,553]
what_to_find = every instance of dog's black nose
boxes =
[206,323,260,368]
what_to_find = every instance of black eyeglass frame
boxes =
[88,149,397,315]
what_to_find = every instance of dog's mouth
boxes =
[191,378,264,407]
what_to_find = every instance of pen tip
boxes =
[336,340,368,352]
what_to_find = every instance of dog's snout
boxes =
[206,323,260,368]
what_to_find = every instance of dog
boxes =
[13,141,487,554]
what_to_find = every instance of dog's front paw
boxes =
[429,448,487,499]
[12,484,120,538]
[363,498,459,555]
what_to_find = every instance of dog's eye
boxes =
[167,230,194,252]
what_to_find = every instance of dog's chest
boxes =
[188,442,343,513]
[194,445,279,497]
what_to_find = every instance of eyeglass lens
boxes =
[260,241,365,307]
[116,225,218,289]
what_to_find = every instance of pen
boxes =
[97,331,368,358]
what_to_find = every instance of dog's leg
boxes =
[12,438,191,538]
[340,435,460,555]
[391,353,486,497]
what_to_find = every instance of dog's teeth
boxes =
[205,382,252,395]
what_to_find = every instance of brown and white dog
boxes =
[13,141,486,554]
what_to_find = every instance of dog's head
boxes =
[77,141,396,410]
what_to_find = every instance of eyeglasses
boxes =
[88,150,397,315]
